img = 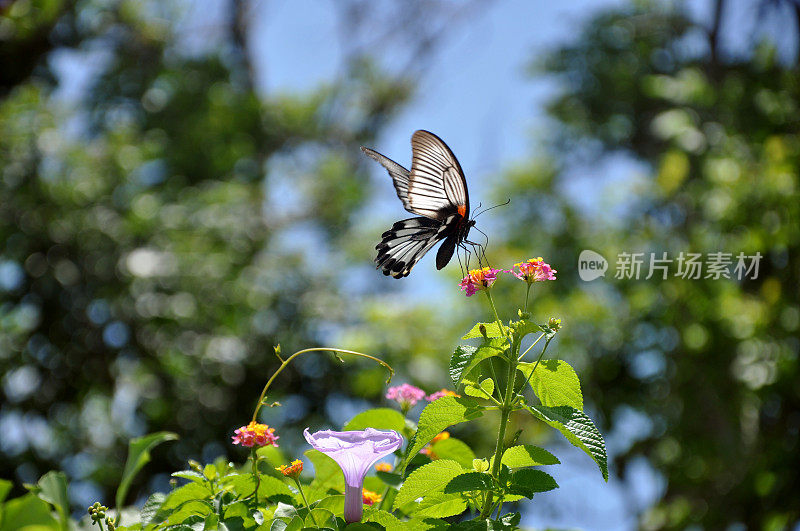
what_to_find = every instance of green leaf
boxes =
[269,519,288,531]
[443,472,493,493]
[493,444,560,468]
[0,493,60,529]
[172,470,206,483]
[462,322,505,340]
[449,345,477,386]
[363,507,446,531]
[116,431,178,510]
[0,479,12,504]
[222,473,294,504]
[524,404,608,481]
[450,339,506,387]
[394,460,465,509]
[313,495,344,513]
[510,319,543,342]
[402,397,483,468]
[429,437,476,469]
[464,377,494,399]
[140,492,167,525]
[160,482,213,512]
[343,408,406,433]
[449,512,521,530]
[412,492,467,518]
[518,359,583,410]
[507,469,558,498]
[35,471,69,529]
[284,515,305,531]
[304,449,344,500]
[376,471,403,487]
[306,508,335,528]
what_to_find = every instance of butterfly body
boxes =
[363,130,476,278]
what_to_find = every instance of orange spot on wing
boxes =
[457,205,466,217]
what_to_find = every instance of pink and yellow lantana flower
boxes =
[386,383,426,410]
[458,267,502,297]
[511,257,556,283]
[231,421,279,448]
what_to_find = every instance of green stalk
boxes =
[518,332,545,361]
[251,448,260,505]
[293,479,318,527]
[523,283,532,313]
[480,329,519,518]
[252,347,393,422]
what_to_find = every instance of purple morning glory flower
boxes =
[304,427,402,523]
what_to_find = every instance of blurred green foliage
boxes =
[1,0,417,507]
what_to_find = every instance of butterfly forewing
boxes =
[408,130,469,220]
[361,146,411,210]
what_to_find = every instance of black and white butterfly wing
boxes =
[408,130,469,221]
[375,217,452,278]
[361,146,412,211]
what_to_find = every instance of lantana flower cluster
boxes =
[385,384,460,410]
[231,421,279,447]
[458,257,556,296]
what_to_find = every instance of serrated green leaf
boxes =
[394,460,465,509]
[507,469,558,498]
[462,322,505,339]
[412,491,467,518]
[429,437,475,469]
[448,511,520,531]
[449,345,477,386]
[362,508,403,530]
[451,339,507,387]
[464,377,495,399]
[35,470,69,528]
[524,404,608,481]
[443,472,493,493]
[202,464,217,481]
[402,397,483,468]
[172,470,206,483]
[116,431,178,511]
[343,408,406,432]
[160,481,213,512]
[222,473,294,504]
[510,319,543,342]
[270,519,288,531]
[141,492,167,525]
[518,359,583,410]
[492,444,560,468]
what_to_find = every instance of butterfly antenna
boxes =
[473,198,511,218]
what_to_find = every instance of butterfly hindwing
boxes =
[375,217,450,278]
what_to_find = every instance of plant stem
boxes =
[251,448,260,505]
[252,347,393,422]
[523,283,532,313]
[480,328,519,518]
[294,479,319,527]
[518,332,545,361]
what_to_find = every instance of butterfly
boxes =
[362,130,481,278]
